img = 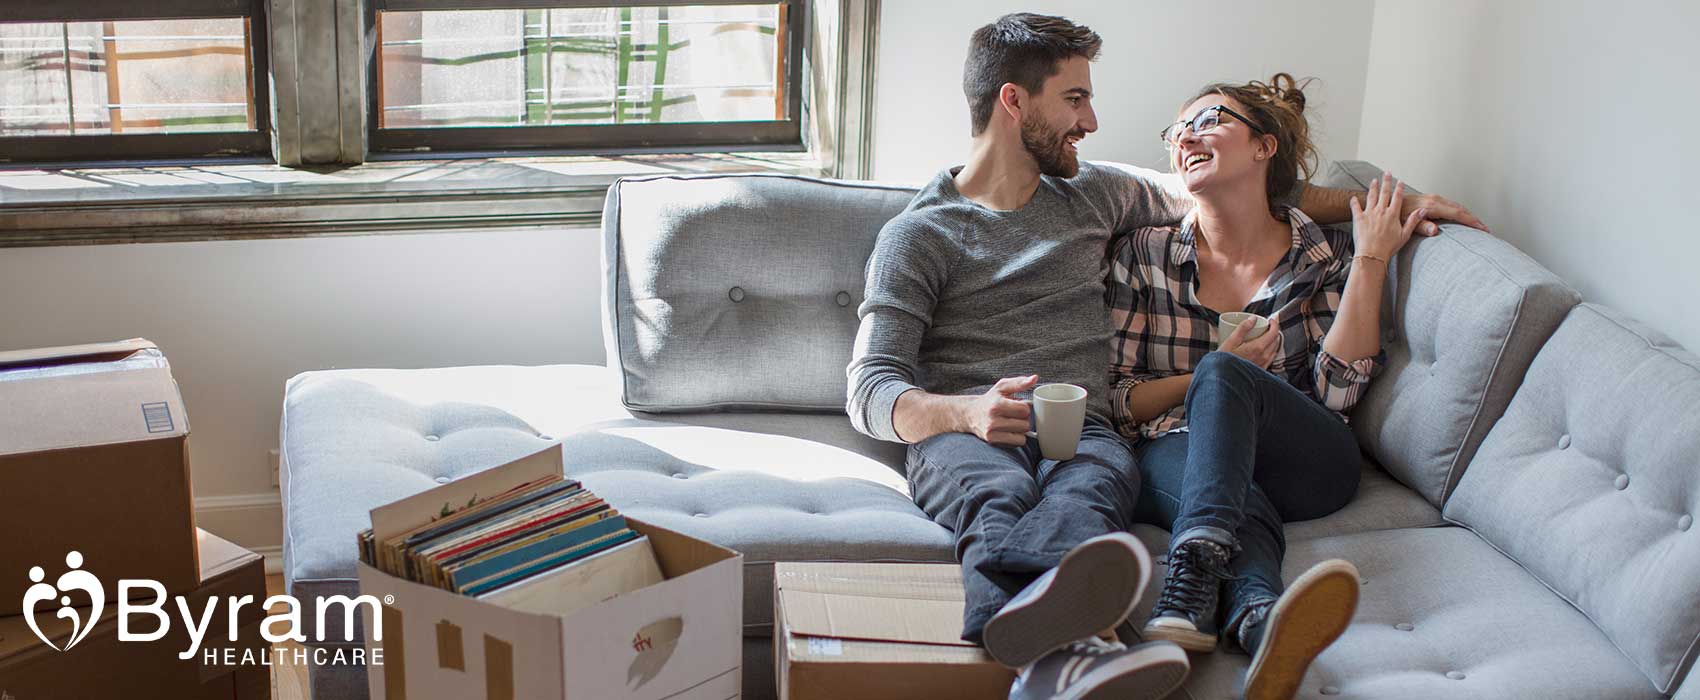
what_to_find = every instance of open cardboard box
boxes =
[358,445,744,700]
[774,562,1015,700]
[0,338,199,615]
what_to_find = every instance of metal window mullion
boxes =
[335,0,365,161]
[60,23,76,135]
[268,0,303,164]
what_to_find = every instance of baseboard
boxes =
[195,491,284,571]
[253,545,284,575]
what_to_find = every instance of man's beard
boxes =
[1020,115,1082,178]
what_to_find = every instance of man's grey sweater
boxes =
[846,161,1192,443]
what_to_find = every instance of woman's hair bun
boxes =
[1257,72,1310,115]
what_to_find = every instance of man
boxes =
[847,12,1482,700]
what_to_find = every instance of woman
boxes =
[1105,74,1427,700]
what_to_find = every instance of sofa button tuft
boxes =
[1614,474,1630,490]
[729,287,746,303]
[1680,515,1693,532]
[435,476,451,484]
[424,434,440,442]
[694,512,709,518]
[1395,622,1414,632]
[1557,434,1571,450]
[836,291,852,307]
[1446,671,1466,680]
[1320,686,1340,696]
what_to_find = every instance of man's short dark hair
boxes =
[963,13,1102,136]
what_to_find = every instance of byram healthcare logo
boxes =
[22,551,103,652]
[21,551,387,667]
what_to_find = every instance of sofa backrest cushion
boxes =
[1445,303,1700,692]
[1316,160,1580,507]
[602,173,918,413]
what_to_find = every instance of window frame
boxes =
[0,0,274,166]
[363,0,808,157]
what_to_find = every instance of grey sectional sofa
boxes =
[280,163,1700,700]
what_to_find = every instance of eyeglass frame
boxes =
[1159,104,1267,150]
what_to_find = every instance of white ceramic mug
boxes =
[1218,312,1270,347]
[1024,383,1088,460]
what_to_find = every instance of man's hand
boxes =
[964,375,1036,446]
[1402,190,1488,237]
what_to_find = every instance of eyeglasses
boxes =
[1159,105,1265,150]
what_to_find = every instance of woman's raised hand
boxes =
[1350,172,1427,260]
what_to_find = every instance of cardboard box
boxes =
[0,529,270,700]
[358,445,745,700]
[0,338,199,615]
[774,562,1015,700]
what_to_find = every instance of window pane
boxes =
[0,18,254,136]
[378,5,783,129]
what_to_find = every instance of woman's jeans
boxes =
[1133,352,1362,630]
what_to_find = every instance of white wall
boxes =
[0,228,605,554]
[873,0,1378,184]
[1357,0,1700,350]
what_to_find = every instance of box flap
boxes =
[0,359,187,456]
[368,443,562,542]
[775,563,976,647]
[197,529,263,584]
[0,338,159,370]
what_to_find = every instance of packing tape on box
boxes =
[385,606,405,700]
[485,634,514,700]
[436,621,464,671]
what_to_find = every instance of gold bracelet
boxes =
[1353,254,1389,266]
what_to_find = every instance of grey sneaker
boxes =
[1143,538,1234,652]
[982,532,1153,668]
[1009,638,1190,700]
[1243,560,1360,700]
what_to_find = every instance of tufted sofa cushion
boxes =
[280,364,954,647]
[1140,527,1664,700]
[602,173,919,413]
[1316,160,1581,507]
[1445,304,1700,692]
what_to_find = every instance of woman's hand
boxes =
[1219,315,1281,369]
[1351,172,1426,260]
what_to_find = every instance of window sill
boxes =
[0,152,822,248]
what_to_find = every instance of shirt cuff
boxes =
[1110,376,1143,436]
[1315,348,1385,411]
[866,381,922,443]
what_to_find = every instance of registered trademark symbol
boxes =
[384,595,395,605]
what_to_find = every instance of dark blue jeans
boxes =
[1133,352,1361,634]
[906,417,1141,643]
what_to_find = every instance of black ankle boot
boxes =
[1141,538,1234,652]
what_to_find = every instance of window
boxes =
[0,2,271,165]
[367,0,806,155]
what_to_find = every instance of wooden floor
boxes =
[266,574,311,700]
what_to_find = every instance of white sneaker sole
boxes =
[982,532,1152,668]
[1062,642,1191,700]
[1244,560,1360,700]
[1142,617,1219,652]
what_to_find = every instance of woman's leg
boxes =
[1171,352,1361,549]
[1149,352,1362,649]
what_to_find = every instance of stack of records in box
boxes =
[358,474,662,613]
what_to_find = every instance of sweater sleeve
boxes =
[846,216,953,442]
